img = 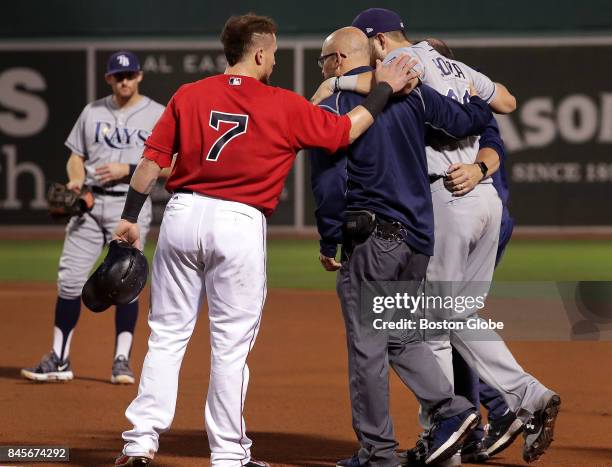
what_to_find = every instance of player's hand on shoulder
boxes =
[444,162,483,197]
[113,219,142,250]
[311,77,336,105]
[96,162,130,185]
[398,72,421,96]
[375,55,419,93]
[319,253,341,272]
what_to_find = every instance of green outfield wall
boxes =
[2,0,612,38]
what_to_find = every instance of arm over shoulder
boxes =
[282,89,350,153]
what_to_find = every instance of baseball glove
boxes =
[46,182,95,218]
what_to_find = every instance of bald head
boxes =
[320,26,370,78]
[323,27,368,56]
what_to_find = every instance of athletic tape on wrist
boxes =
[121,187,148,223]
[337,75,358,92]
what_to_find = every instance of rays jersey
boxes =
[65,95,165,191]
[385,41,497,182]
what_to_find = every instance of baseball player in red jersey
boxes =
[111,14,416,467]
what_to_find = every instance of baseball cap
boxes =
[106,51,141,75]
[351,8,405,38]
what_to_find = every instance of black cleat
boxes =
[336,454,360,466]
[461,439,489,463]
[115,454,151,466]
[522,394,561,463]
[398,438,427,465]
[483,409,524,457]
[244,459,270,467]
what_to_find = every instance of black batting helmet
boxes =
[82,240,149,313]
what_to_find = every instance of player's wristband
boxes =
[121,186,148,223]
[361,82,393,118]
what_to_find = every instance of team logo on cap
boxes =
[400,22,404,28]
[229,77,242,86]
[117,54,130,66]
[366,27,374,34]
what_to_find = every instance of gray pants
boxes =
[57,194,151,298]
[337,231,473,467]
[424,181,551,423]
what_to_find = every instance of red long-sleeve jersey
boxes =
[143,74,351,216]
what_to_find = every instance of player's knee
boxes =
[210,344,252,372]
[57,273,88,298]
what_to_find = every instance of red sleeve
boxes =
[143,95,179,168]
[284,91,351,153]
[143,146,173,168]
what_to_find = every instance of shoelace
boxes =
[114,360,131,371]
[415,434,430,460]
[113,358,132,373]
[39,353,64,372]
[425,419,439,441]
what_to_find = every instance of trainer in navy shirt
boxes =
[311,65,493,258]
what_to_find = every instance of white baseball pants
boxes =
[122,192,267,466]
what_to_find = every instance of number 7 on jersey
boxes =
[205,111,249,162]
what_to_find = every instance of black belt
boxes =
[91,186,128,197]
[374,216,408,242]
[429,174,445,184]
[343,210,408,243]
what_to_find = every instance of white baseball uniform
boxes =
[119,74,352,465]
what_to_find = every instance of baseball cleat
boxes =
[399,441,461,466]
[483,409,524,457]
[461,438,489,463]
[115,454,152,466]
[21,351,74,382]
[244,459,270,467]
[434,452,461,467]
[522,394,561,463]
[425,409,480,465]
[336,454,360,466]
[111,355,135,384]
[398,437,426,465]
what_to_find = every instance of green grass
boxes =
[0,239,610,289]
[493,240,612,281]
[266,239,337,289]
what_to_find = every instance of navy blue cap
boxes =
[106,51,141,75]
[351,8,405,37]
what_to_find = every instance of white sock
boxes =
[52,326,73,361]
[115,331,133,360]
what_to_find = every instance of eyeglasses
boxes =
[317,52,347,69]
